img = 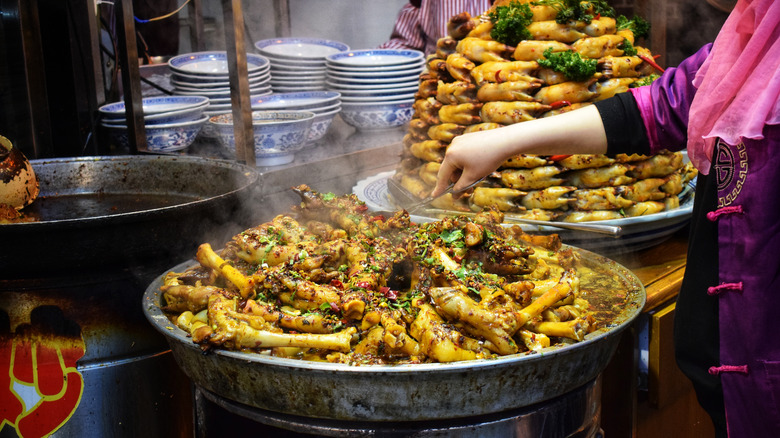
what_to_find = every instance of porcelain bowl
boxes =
[99,96,209,125]
[339,101,413,131]
[306,107,341,144]
[209,111,315,166]
[102,115,208,153]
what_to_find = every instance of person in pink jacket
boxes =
[434,1,780,436]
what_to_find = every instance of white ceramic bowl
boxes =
[306,107,341,144]
[339,101,413,131]
[168,52,270,76]
[326,59,425,73]
[340,93,416,103]
[248,91,341,111]
[103,115,208,153]
[325,79,420,91]
[335,85,419,97]
[325,66,423,79]
[208,110,315,166]
[255,38,349,61]
[325,49,424,68]
[170,67,270,85]
[99,96,209,121]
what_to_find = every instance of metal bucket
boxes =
[0,156,259,437]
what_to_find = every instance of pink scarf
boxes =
[687,0,780,174]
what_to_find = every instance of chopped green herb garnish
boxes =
[488,1,533,46]
[537,48,597,82]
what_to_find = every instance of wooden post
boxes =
[114,0,146,153]
[221,0,256,166]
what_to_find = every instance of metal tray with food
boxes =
[353,170,695,254]
[143,185,645,421]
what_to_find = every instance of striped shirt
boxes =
[379,0,495,55]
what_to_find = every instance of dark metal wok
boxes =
[1,155,259,279]
[143,248,645,422]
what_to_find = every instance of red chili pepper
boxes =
[549,100,571,109]
[369,214,386,222]
[594,13,601,20]
[638,54,665,73]
[330,279,344,289]
[355,281,372,289]
[495,70,503,83]
[379,286,398,300]
[549,155,572,162]
[355,204,368,212]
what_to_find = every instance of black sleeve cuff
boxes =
[593,92,651,156]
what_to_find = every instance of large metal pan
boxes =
[1,155,259,280]
[143,248,645,422]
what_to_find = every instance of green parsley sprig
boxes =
[488,1,534,46]
[537,48,597,82]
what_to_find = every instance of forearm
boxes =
[435,105,607,193]
[488,105,608,156]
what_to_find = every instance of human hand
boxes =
[432,128,513,196]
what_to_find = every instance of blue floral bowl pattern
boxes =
[209,111,315,166]
[104,115,208,153]
[339,102,413,130]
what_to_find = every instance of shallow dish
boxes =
[170,74,270,90]
[255,37,349,61]
[270,64,328,74]
[103,115,208,153]
[335,85,419,97]
[353,171,697,255]
[248,91,341,110]
[170,67,270,84]
[325,79,419,91]
[209,110,315,166]
[272,84,326,92]
[340,93,416,103]
[169,51,270,76]
[325,49,425,68]
[175,84,271,97]
[263,56,328,69]
[339,101,413,131]
[325,59,426,73]
[325,66,423,79]
[99,95,209,119]
[325,74,422,86]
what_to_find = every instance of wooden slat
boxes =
[114,0,146,153]
[221,0,255,166]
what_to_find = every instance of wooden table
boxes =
[601,227,716,437]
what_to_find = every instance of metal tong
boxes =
[386,176,622,237]
[387,176,485,214]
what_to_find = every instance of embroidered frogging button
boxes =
[709,365,749,375]
[706,205,744,221]
[707,282,744,295]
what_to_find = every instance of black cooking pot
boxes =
[1,155,259,280]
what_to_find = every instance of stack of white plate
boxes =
[325,49,424,130]
[168,51,272,115]
[254,38,350,93]
[248,91,341,145]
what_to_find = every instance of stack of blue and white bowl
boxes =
[99,95,210,153]
[325,49,424,130]
[254,38,349,93]
[167,51,272,116]
[248,91,342,145]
